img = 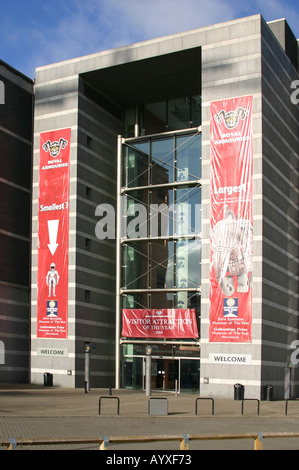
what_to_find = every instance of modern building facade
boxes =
[1,14,298,399]
[0,60,34,382]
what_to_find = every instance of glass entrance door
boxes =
[180,359,200,393]
[123,356,200,393]
[144,358,179,392]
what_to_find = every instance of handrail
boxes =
[99,432,265,450]
[3,432,299,450]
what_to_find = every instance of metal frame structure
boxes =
[115,124,202,389]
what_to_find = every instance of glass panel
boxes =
[180,359,200,393]
[149,291,176,309]
[176,133,201,182]
[133,140,150,155]
[123,238,201,292]
[150,188,174,237]
[175,186,201,236]
[123,357,143,389]
[122,242,148,290]
[149,240,174,289]
[142,96,201,135]
[121,292,149,309]
[150,358,179,391]
[143,102,168,135]
[187,291,201,316]
[151,137,174,184]
[168,97,193,130]
[175,239,201,292]
[190,95,201,127]
[125,142,149,188]
[124,107,135,138]
[125,191,149,239]
[187,291,201,339]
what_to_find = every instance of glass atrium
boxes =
[118,97,202,392]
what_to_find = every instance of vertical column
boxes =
[115,135,123,389]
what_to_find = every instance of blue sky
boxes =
[1,0,298,79]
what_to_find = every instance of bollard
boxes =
[148,398,168,415]
[241,399,260,415]
[195,397,215,415]
[254,433,263,450]
[99,396,120,415]
[8,439,17,450]
[100,436,109,450]
[180,435,190,450]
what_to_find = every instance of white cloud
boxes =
[100,0,238,41]
[28,0,239,70]
[9,0,299,78]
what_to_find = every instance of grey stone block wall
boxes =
[200,15,264,399]
[74,78,122,387]
[31,75,80,387]
[260,19,299,398]
[0,62,33,383]
[31,70,122,387]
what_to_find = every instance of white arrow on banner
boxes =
[47,220,59,255]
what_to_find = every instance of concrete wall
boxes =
[199,15,264,399]
[199,16,299,400]
[74,78,122,387]
[0,62,33,383]
[31,74,80,386]
[30,69,122,388]
[260,19,299,398]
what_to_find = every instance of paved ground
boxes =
[1,384,299,451]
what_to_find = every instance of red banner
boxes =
[209,96,253,342]
[36,128,71,338]
[122,309,198,339]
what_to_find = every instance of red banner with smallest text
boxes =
[37,128,71,339]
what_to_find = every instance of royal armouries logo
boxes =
[214,107,249,129]
[43,138,68,157]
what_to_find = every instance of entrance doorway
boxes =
[123,356,200,393]
[147,358,179,391]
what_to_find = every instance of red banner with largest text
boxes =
[209,96,253,342]
[37,128,71,338]
[122,309,198,339]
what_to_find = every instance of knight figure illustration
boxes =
[211,205,253,296]
[46,263,60,297]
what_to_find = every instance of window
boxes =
[122,239,201,291]
[176,133,201,181]
[124,133,201,189]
